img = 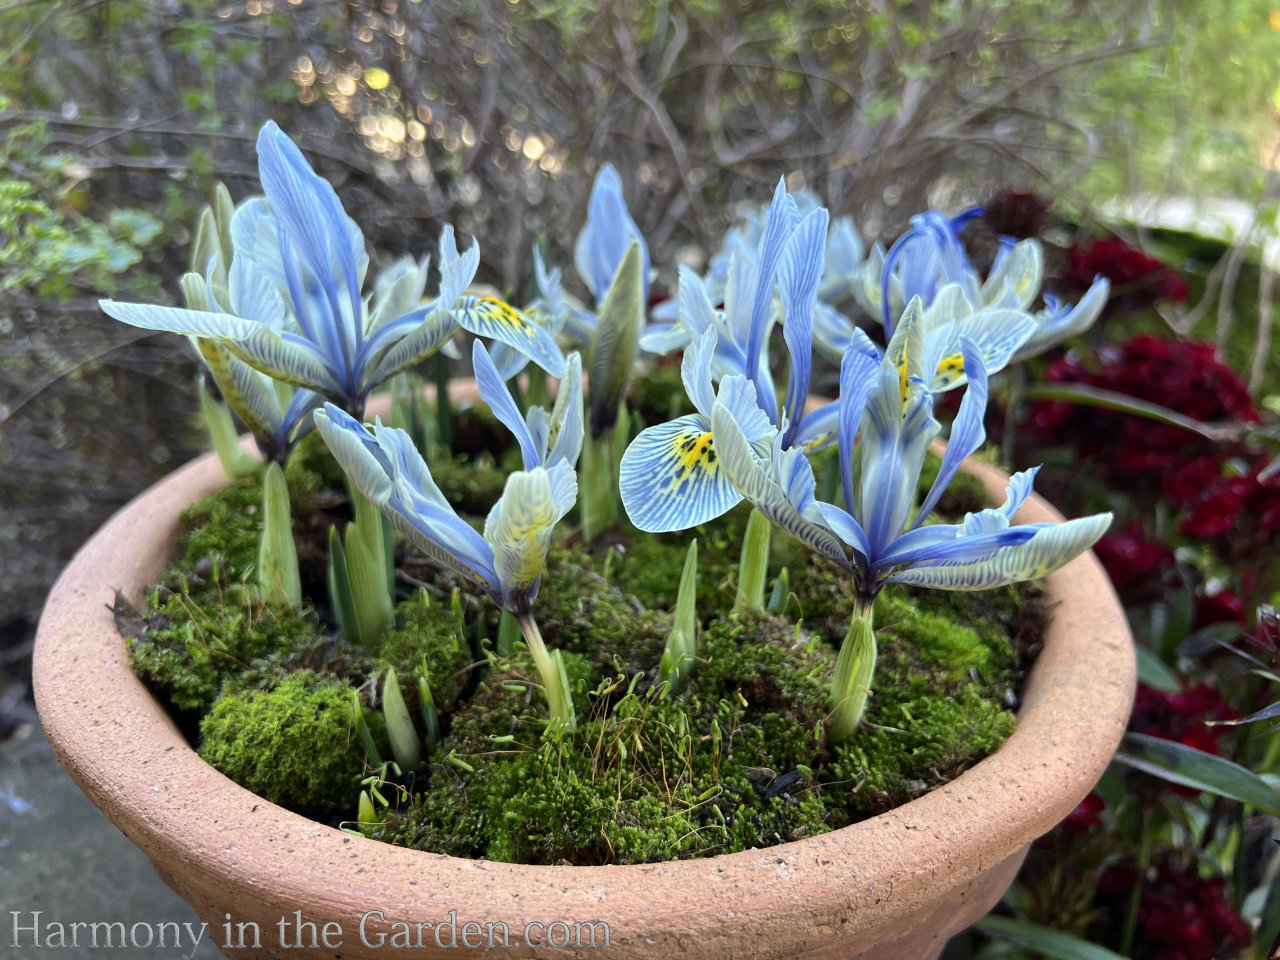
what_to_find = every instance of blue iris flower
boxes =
[620,180,836,531]
[101,121,566,418]
[313,341,584,730]
[710,308,1112,603]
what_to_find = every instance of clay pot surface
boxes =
[35,430,1134,960]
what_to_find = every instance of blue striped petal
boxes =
[474,339,541,469]
[436,225,481,310]
[227,253,288,331]
[713,375,775,449]
[681,327,718,418]
[99,300,260,340]
[858,369,939,554]
[876,523,1034,570]
[886,513,1112,590]
[314,405,500,596]
[453,296,566,378]
[619,413,742,532]
[573,164,650,305]
[780,207,828,445]
[837,340,882,514]
[710,402,852,570]
[1012,277,1110,363]
[744,179,796,423]
[195,339,285,454]
[358,307,458,387]
[980,239,1042,310]
[545,352,584,468]
[256,122,364,360]
[930,309,1036,390]
[815,501,870,562]
[914,337,988,526]
[225,325,342,396]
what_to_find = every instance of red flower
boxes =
[1098,859,1252,960]
[1058,792,1106,837]
[1065,236,1191,308]
[1093,521,1176,600]
[1192,586,1245,629]
[1163,457,1222,508]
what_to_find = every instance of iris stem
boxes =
[517,614,576,735]
[735,508,772,614]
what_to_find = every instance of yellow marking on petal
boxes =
[666,430,720,492]
[934,353,965,388]
[802,435,827,454]
[475,296,535,335]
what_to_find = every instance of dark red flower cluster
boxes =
[1177,456,1280,557]
[1057,791,1106,838]
[1097,861,1251,960]
[1130,683,1239,760]
[1092,521,1177,602]
[1064,236,1191,308]
[1029,336,1258,495]
[1192,584,1245,629]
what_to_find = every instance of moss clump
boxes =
[175,471,264,579]
[373,590,476,714]
[199,670,363,819]
[828,685,1016,815]
[127,585,322,712]
[131,398,1038,866]
[699,611,833,730]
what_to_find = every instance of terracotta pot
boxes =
[35,419,1134,960]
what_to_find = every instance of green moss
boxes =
[131,406,1039,866]
[175,470,264,580]
[373,590,475,713]
[829,685,1017,816]
[127,581,322,712]
[198,670,364,819]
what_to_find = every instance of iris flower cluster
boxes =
[618,181,1112,739]
[102,120,1112,742]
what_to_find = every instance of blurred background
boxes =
[2,1,1280,956]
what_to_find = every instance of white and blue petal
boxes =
[453,295,566,378]
[473,339,543,469]
[619,413,740,532]
[545,352,585,469]
[886,513,1112,590]
[914,337,988,524]
[979,239,1043,311]
[573,164,650,306]
[484,467,563,612]
[710,401,853,570]
[1012,276,1110,363]
[780,207,828,444]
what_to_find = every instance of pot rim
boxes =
[33,414,1134,951]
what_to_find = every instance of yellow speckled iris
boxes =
[475,297,533,335]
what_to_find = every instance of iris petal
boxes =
[619,413,742,532]
[453,296,566,378]
[887,514,1112,590]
